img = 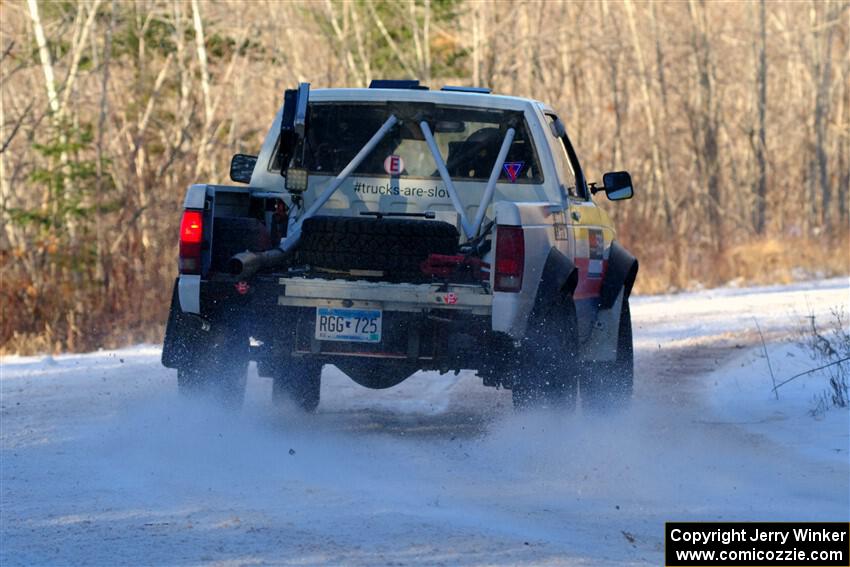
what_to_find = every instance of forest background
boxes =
[1,0,848,353]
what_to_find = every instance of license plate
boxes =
[315,307,382,343]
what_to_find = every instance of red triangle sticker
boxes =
[503,162,524,183]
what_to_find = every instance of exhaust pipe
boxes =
[228,249,288,279]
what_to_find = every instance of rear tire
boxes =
[580,299,634,411]
[177,358,248,409]
[176,330,248,410]
[512,298,580,409]
[273,359,323,413]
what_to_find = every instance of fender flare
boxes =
[518,248,579,386]
[533,247,578,310]
[600,241,638,310]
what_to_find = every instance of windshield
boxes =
[276,102,543,184]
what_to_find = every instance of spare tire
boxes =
[297,215,459,277]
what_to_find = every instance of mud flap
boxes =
[162,279,205,369]
[580,288,623,362]
[581,241,636,362]
[599,241,638,310]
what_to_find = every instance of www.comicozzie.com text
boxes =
[670,526,848,546]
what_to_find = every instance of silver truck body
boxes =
[163,84,637,409]
[177,88,625,361]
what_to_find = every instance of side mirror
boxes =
[601,171,633,201]
[229,154,257,184]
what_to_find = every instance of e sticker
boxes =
[384,155,404,175]
[503,162,524,183]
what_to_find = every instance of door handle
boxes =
[571,210,581,222]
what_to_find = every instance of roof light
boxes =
[285,167,309,193]
[368,79,428,90]
[441,86,492,94]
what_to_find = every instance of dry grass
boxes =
[0,265,167,357]
[633,232,849,295]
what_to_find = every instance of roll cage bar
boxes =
[280,84,518,251]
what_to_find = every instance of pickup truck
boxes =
[162,80,638,411]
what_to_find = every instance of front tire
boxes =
[580,299,634,411]
[273,359,323,412]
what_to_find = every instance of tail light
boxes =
[179,209,204,274]
[494,225,524,292]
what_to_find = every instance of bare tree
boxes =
[687,0,723,251]
[192,0,213,178]
[753,0,768,234]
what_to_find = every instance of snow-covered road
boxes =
[2,278,848,566]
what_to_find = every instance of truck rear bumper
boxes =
[277,276,492,315]
[276,276,493,363]
[164,276,509,380]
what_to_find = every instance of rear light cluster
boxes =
[179,209,204,274]
[494,225,524,292]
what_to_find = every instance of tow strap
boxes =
[420,254,490,281]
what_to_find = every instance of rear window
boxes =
[274,102,543,184]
